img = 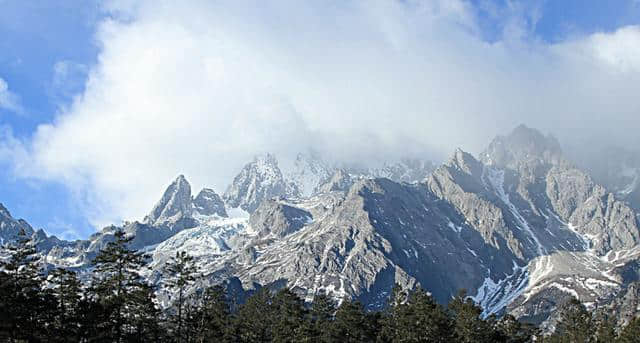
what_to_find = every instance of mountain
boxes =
[286,153,334,197]
[285,152,435,198]
[145,174,195,227]
[193,188,227,217]
[3,125,640,332]
[224,153,299,213]
[0,203,34,245]
[572,146,640,212]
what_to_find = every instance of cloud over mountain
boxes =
[2,0,640,228]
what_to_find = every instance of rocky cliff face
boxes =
[224,154,299,213]
[193,188,227,217]
[3,125,640,330]
[145,175,194,227]
[0,203,34,244]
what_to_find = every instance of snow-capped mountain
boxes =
[224,153,299,213]
[2,125,640,330]
[284,152,436,198]
[286,153,334,197]
[573,146,640,212]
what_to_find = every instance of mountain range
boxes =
[2,125,639,331]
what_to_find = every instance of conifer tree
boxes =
[89,229,155,342]
[617,317,640,343]
[593,313,617,343]
[330,300,374,342]
[231,288,276,342]
[405,288,454,342]
[49,268,83,341]
[272,288,306,343]
[552,298,594,343]
[127,282,164,342]
[163,251,199,343]
[308,292,337,342]
[195,285,231,342]
[448,290,496,343]
[0,228,45,341]
[494,314,538,343]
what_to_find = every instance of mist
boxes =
[2,0,640,229]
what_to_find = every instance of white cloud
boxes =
[0,77,22,114]
[3,0,640,229]
[51,60,89,101]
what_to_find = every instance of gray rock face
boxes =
[4,125,640,333]
[0,203,34,244]
[193,188,227,217]
[370,158,435,184]
[249,200,311,238]
[481,124,564,169]
[287,153,334,197]
[285,153,435,197]
[317,169,355,193]
[570,146,640,211]
[145,175,193,226]
[224,154,298,213]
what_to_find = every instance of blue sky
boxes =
[0,0,101,238]
[1,0,640,240]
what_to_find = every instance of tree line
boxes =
[1,228,639,342]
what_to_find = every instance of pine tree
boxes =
[231,288,276,342]
[194,285,230,342]
[272,288,306,343]
[617,317,640,343]
[448,290,496,343]
[49,268,83,341]
[494,314,538,343]
[593,313,616,343]
[163,250,199,343]
[0,228,46,341]
[407,288,454,342]
[308,292,337,342]
[330,300,374,342]
[127,282,164,342]
[552,298,594,343]
[89,229,155,342]
[378,285,408,342]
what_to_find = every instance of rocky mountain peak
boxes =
[287,152,333,197]
[373,158,435,184]
[446,148,483,176]
[0,202,35,244]
[0,203,11,219]
[481,124,563,169]
[317,169,354,193]
[145,174,193,226]
[224,153,298,213]
[193,188,227,217]
[249,200,312,238]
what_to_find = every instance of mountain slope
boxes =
[2,125,640,330]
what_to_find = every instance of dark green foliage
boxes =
[549,298,595,343]
[380,287,454,342]
[3,234,639,343]
[0,228,48,341]
[308,292,337,342]
[593,313,617,343]
[49,268,83,341]
[163,251,199,342]
[88,229,159,342]
[194,285,231,342]
[617,317,640,343]
[448,290,498,343]
[230,288,276,342]
[494,314,539,343]
[272,289,307,342]
[330,300,378,342]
